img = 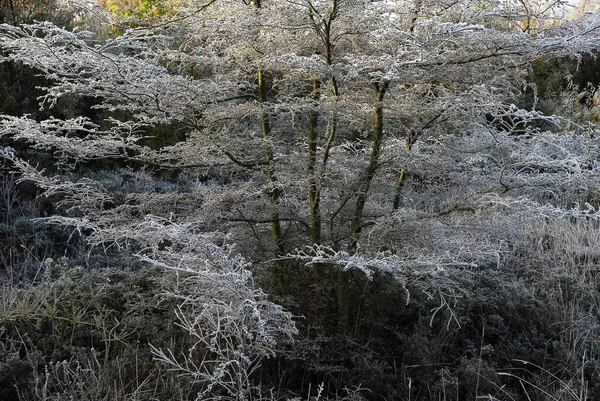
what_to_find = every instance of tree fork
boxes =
[321,77,338,170]
[392,111,444,210]
[319,7,339,171]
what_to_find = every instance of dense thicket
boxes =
[3,1,600,400]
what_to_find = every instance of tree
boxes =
[0,0,59,25]
[3,0,600,398]
[98,0,179,18]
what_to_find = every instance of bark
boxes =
[338,80,389,334]
[258,66,285,256]
[392,140,412,210]
[307,79,321,244]
[349,81,389,243]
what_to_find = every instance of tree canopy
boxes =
[3,0,600,400]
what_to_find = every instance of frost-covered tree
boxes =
[3,0,600,398]
[0,0,598,319]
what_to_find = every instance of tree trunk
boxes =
[349,80,389,245]
[338,80,389,334]
[392,140,412,210]
[258,66,285,256]
[307,79,321,245]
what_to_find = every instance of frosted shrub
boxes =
[146,251,298,401]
